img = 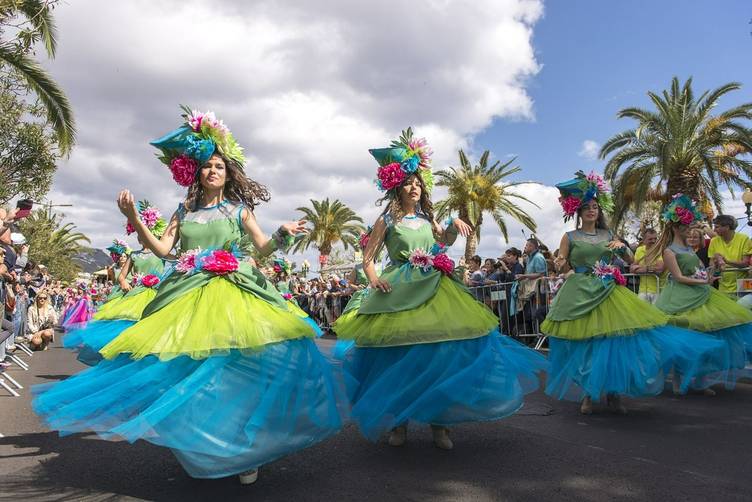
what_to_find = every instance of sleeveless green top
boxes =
[547,229,616,321]
[654,244,710,314]
[131,250,164,275]
[357,215,457,314]
[141,200,288,317]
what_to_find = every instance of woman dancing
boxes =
[333,129,547,449]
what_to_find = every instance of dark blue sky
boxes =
[474,0,752,184]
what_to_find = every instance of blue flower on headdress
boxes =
[583,186,598,203]
[400,154,420,174]
[184,135,216,165]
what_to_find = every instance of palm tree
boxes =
[434,150,539,260]
[18,208,89,279]
[600,77,752,226]
[0,0,76,153]
[293,198,364,265]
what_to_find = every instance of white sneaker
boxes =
[238,469,258,485]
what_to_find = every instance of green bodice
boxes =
[131,251,164,275]
[141,201,288,318]
[353,264,368,286]
[547,230,616,321]
[655,244,710,314]
[358,216,450,315]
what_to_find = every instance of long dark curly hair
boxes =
[377,171,439,239]
[184,154,270,211]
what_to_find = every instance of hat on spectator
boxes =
[555,170,614,221]
[10,232,26,245]
[371,128,434,194]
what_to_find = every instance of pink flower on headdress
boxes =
[586,171,608,192]
[408,248,434,271]
[377,162,406,191]
[432,253,455,275]
[408,137,433,167]
[176,249,199,273]
[141,207,162,229]
[170,155,198,187]
[187,110,205,131]
[125,222,135,235]
[559,195,581,216]
[141,274,160,288]
[675,207,695,225]
[202,249,239,275]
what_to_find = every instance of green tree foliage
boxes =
[17,208,89,281]
[434,150,538,259]
[293,198,364,262]
[600,77,752,227]
[0,0,75,153]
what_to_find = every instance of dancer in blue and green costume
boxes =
[63,207,167,366]
[34,106,345,485]
[542,172,724,414]
[652,194,752,393]
[104,239,131,302]
[333,129,547,449]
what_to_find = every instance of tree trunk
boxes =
[666,166,701,201]
[464,230,479,260]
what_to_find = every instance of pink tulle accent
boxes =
[201,249,239,275]
[408,248,434,271]
[432,253,455,275]
[170,154,198,187]
[141,274,160,288]
[378,162,406,191]
[611,268,627,286]
[559,195,581,216]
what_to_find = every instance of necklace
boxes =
[403,214,418,220]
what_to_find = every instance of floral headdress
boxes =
[272,257,292,275]
[371,127,434,194]
[555,170,615,221]
[661,193,703,225]
[125,200,167,238]
[106,238,131,262]
[150,105,246,187]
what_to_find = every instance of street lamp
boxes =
[743,188,752,226]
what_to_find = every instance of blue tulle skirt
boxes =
[33,339,346,478]
[62,320,135,366]
[686,324,752,390]
[334,330,548,442]
[302,316,324,338]
[546,325,726,402]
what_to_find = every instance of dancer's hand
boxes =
[607,240,625,251]
[370,278,392,293]
[450,218,472,237]
[282,219,308,235]
[117,190,139,220]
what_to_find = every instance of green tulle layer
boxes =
[541,286,668,340]
[93,288,157,321]
[100,277,314,361]
[666,287,752,332]
[332,276,498,347]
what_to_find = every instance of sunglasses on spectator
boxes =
[37,296,48,300]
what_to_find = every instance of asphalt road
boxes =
[1,338,751,502]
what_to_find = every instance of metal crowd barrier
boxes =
[467,273,663,352]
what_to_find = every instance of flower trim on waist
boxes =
[176,245,241,276]
[406,242,455,275]
[131,273,161,288]
[592,260,626,287]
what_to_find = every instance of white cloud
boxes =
[39,0,544,271]
[578,139,600,161]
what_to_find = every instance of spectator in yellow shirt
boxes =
[708,215,751,296]
[631,228,664,304]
